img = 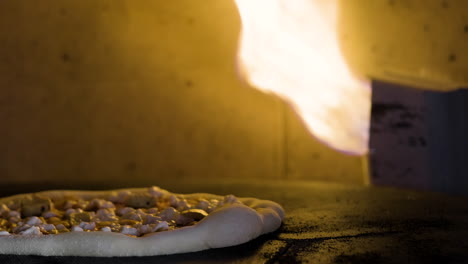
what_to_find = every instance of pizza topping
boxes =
[148,186,165,197]
[100,226,112,232]
[224,194,239,204]
[46,217,62,225]
[147,207,159,214]
[118,219,139,226]
[7,217,20,224]
[115,207,132,216]
[79,222,96,231]
[20,226,42,236]
[71,226,84,232]
[55,224,67,231]
[96,208,118,221]
[153,221,169,232]
[196,199,210,211]
[135,224,149,235]
[144,214,162,225]
[8,211,20,219]
[175,199,191,211]
[20,195,52,217]
[69,212,92,226]
[108,190,131,204]
[159,207,178,222]
[42,211,59,219]
[0,187,242,237]
[65,208,83,216]
[25,216,43,226]
[120,225,139,236]
[180,209,208,221]
[168,195,178,207]
[121,210,143,221]
[63,199,88,210]
[13,224,32,233]
[42,224,56,232]
[0,204,10,215]
[89,199,116,210]
[124,193,157,209]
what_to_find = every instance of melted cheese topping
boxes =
[0,187,240,237]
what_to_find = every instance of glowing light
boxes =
[234,0,370,154]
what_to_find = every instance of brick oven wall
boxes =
[0,0,365,186]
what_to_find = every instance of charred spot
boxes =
[59,8,67,16]
[125,162,137,172]
[371,103,408,123]
[61,53,70,62]
[397,167,413,178]
[408,137,418,147]
[371,101,424,134]
[372,103,406,117]
[419,137,427,147]
[448,53,457,62]
[423,24,430,32]
[41,205,46,212]
[185,80,193,87]
[390,121,413,129]
[399,111,418,120]
[464,25,468,33]
[441,1,449,8]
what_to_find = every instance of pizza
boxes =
[0,186,284,256]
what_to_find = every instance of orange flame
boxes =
[234,0,370,155]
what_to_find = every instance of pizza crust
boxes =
[0,188,284,256]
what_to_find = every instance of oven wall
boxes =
[0,0,365,186]
[338,0,468,91]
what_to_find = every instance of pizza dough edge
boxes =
[0,188,285,257]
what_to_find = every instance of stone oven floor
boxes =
[0,179,467,264]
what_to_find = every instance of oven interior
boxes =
[0,1,467,263]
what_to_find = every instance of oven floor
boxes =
[0,179,467,263]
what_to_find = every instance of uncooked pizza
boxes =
[0,186,284,256]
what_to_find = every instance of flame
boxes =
[234,0,370,155]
